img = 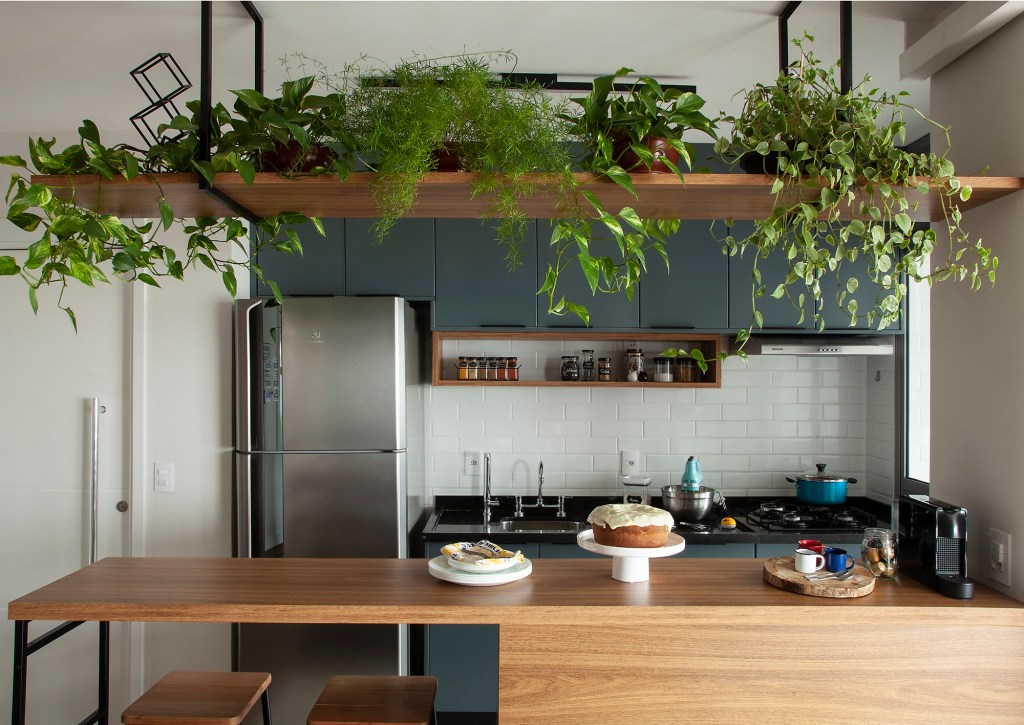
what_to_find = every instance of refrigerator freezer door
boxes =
[282,297,405,451]
[261,451,406,558]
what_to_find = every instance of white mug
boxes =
[794,547,826,574]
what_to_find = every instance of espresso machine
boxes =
[898,494,975,599]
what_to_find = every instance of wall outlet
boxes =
[464,450,484,476]
[988,528,1011,586]
[154,461,175,493]
[620,450,641,476]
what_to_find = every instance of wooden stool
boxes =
[122,671,272,725]
[307,675,437,725]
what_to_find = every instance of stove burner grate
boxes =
[744,499,877,532]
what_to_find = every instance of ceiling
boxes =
[0,1,962,146]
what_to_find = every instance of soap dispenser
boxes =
[681,456,703,491]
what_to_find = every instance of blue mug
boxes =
[824,547,855,573]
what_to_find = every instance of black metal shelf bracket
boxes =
[778,0,853,95]
[198,0,261,223]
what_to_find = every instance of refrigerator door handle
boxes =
[236,454,253,559]
[234,299,263,454]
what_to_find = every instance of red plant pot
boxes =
[613,137,679,174]
[260,140,334,173]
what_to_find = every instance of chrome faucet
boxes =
[483,452,499,522]
[521,458,563,515]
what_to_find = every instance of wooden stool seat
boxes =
[122,671,272,725]
[307,675,437,725]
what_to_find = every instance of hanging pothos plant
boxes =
[709,34,995,356]
[547,68,718,326]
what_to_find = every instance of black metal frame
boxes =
[11,619,110,725]
[198,0,262,223]
[778,0,853,95]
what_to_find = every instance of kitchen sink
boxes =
[497,517,588,533]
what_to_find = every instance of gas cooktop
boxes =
[735,498,881,533]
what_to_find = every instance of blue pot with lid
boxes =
[786,463,858,504]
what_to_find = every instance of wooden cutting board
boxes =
[763,556,875,598]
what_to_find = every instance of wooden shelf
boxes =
[34,171,1024,222]
[431,330,723,388]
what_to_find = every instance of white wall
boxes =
[425,355,894,503]
[929,13,1024,601]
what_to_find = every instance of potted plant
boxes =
[0,120,321,326]
[712,34,995,353]
[341,51,574,265]
[538,70,718,326]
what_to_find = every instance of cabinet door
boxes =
[537,542,605,558]
[728,239,811,331]
[345,219,435,299]
[639,221,730,330]
[434,219,538,328]
[674,543,756,558]
[422,540,535,714]
[536,221,640,329]
[255,219,345,296]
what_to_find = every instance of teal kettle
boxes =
[681,456,703,491]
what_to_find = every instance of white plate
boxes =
[428,556,533,586]
[447,556,522,574]
[577,529,686,558]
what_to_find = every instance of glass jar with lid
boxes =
[506,356,519,381]
[861,527,897,579]
[675,357,698,383]
[653,356,673,382]
[560,355,580,381]
[624,348,644,380]
[581,349,595,382]
[598,357,611,382]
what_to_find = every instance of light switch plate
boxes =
[154,461,175,493]
[988,527,1011,586]
[464,450,484,476]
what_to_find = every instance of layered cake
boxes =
[587,503,674,548]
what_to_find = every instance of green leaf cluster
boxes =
[714,34,994,351]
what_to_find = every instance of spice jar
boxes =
[486,357,499,381]
[581,349,595,382]
[457,357,469,381]
[598,357,611,382]
[625,348,645,378]
[675,357,698,383]
[467,357,479,380]
[653,357,673,382]
[506,356,519,382]
[861,527,898,579]
[560,355,580,381]
[496,357,508,381]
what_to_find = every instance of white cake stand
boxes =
[577,530,686,582]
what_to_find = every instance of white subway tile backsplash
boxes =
[421,354,895,502]
[647,420,696,439]
[565,436,617,454]
[695,420,747,438]
[670,403,722,420]
[593,419,645,438]
[618,403,670,421]
[722,438,773,455]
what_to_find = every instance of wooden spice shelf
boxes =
[33,171,1024,222]
[431,330,723,388]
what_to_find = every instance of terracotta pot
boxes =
[612,137,679,174]
[433,142,463,172]
[739,151,782,175]
[259,140,334,173]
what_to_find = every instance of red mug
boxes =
[798,539,824,554]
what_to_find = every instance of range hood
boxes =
[733,335,896,356]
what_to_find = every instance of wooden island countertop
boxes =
[10,557,1024,724]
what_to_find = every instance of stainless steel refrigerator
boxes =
[232,296,425,724]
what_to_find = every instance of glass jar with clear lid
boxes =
[861,527,897,579]
[653,356,673,382]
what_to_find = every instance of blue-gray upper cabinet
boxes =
[254,219,345,297]
[344,219,435,299]
[638,221,730,330]
[536,221,640,329]
[727,231,812,331]
[434,219,539,328]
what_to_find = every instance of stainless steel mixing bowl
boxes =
[660,485,722,522]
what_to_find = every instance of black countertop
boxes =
[415,494,893,551]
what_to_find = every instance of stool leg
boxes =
[260,687,272,725]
